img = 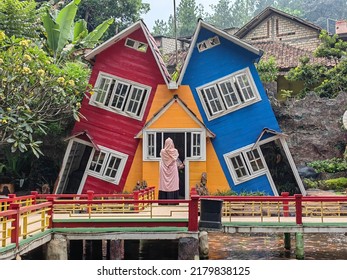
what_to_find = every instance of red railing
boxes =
[2,191,347,253]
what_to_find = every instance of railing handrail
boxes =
[2,190,347,254]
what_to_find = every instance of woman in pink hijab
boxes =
[159,137,180,200]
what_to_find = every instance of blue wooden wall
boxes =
[182,27,281,195]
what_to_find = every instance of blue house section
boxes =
[181,25,282,195]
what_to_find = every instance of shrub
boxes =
[304,177,347,192]
[212,189,266,196]
[307,158,347,173]
[325,178,347,192]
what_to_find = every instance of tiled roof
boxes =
[164,41,336,74]
[251,41,337,70]
[142,22,172,83]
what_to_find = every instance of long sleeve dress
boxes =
[159,138,179,200]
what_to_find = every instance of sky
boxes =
[141,0,215,32]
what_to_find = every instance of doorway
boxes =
[163,132,186,198]
[260,139,301,195]
[55,141,92,194]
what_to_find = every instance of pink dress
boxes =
[159,138,179,199]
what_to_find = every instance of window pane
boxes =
[230,155,248,179]
[95,78,111,104]
[126,87,144,115]
[192,133,201,157]
[104,155,121,179]
[89,151,106,173]
[209,36,220,46]
[111,82,129,110]
[148,133,155,157]
[246,150,264,172]
[236,74,255,101]
[126,38,135,47]
[203,86,223,114]
[218,80,240,108]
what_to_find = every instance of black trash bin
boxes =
[199,198,223,230]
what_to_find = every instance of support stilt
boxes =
[284,233,291,250]
[295,232,304,260]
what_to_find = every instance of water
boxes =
[207,232,347,260]
[21,232,347,260]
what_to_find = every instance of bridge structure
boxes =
[1,187,347,260]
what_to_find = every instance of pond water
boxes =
[22,232,347,260]
[207,232,347,260]
[132,232,347,260]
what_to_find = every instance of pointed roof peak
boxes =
[177,19,263,85]
[84,20,171,86]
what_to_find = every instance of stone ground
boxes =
[305,188,346,196]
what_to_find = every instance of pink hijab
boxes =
[160,138,179,166]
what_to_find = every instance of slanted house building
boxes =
[54,19,306,197]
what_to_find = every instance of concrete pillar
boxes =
[108,239,124,260]
[199,231,209,259]
[284,233,291,250]
[178,237,199,260]
[295,232,304,260]
[45,237,68,260]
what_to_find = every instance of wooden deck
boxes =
[2,192,347,260]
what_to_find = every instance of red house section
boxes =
[69,25,168,193]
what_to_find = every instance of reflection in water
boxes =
[21,232,347,260]
[208,232,347,260]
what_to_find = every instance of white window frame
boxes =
[125,38,148,52]
[224,145,267,185]
[191,132,201,158]
[87,146,128,184]
[90,72,151,121]
[197,36,220,52]
[197,68,261,120]
[142,130,206,161]
[147,132,156,158]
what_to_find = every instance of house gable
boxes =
[235,7,322,51]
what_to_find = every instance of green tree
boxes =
[42,0,114,62]
[0,0,42,39]
[152,19,169,36]
[75,0,150,40]
[206,0,234,29]
[285,56,326,97]
[315,30,347,63]
[177,0,203,37]
[286,30,347,98]
[256,56,279,83]
[0,32,91,157]
[230,0,256,27]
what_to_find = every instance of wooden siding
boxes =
[182,27,280,195]
[123,143,144,193]
[146,85,201,120]
[71,28,166,193]
[205,141,229,194]
[124,84,229,197]
[82,175,123,194]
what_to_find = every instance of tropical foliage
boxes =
[42,0,114,61]
[0,31,90,157]
[74,0,149,40]
[0,0,42,39]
